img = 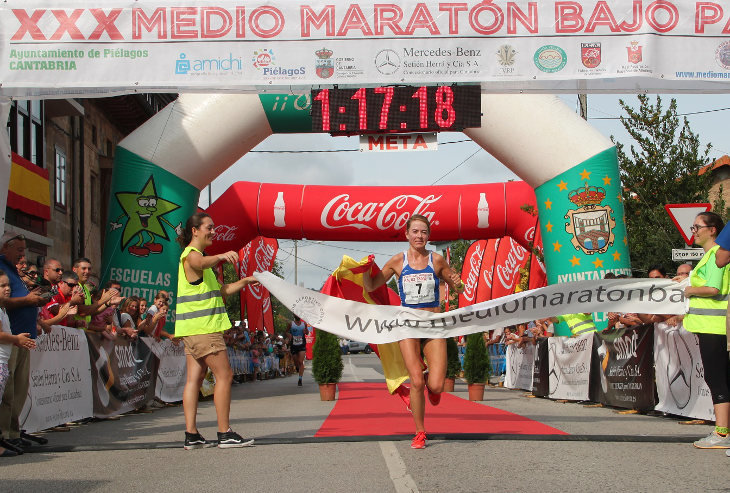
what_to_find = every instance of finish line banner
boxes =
[3,1,730,96]
[257,271,688,344]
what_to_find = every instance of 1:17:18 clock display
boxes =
[311,85,481,134]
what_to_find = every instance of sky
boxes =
[198,93,730,290]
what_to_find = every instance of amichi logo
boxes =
[175,52,243,75]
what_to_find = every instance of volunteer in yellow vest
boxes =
[176,212,259,450]
[675,212,730,450]
[549,313,597,337]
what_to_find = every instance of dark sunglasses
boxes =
[27,271,38,277]
[3,234,25,246]
[64,282,78,288]
[53,268,63,273]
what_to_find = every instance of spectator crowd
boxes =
[0,232,298,458]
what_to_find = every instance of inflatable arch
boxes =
[100,93,631,328]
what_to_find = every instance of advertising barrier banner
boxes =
[653,323,715,421]
[547,334,593,401]
[87,333,159,417]
[532,337,550,397]
[504,343,535,391]
[143,338,186,403]
[3,1,730,95]
[21,326,93,433]
[590,324,656,411]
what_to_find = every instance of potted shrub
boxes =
[463,332,490,401]
[444,337,461,392]
[311,328,344,401]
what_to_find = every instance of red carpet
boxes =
[315,382,568,437]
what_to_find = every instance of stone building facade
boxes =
[6,95,175,276]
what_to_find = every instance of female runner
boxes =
[363,214,464,449]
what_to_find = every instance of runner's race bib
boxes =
[293,335,303,346]
[402,272,436,305]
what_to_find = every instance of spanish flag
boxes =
[8,152,50,220]
[321,255,409,394]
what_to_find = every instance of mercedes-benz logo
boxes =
[548,342,559,395]
[375,49,400,74]
[667,328,692,409]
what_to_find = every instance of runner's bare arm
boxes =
[433,254,465,293]
[221,276,259,297]
[716,247,730,268]
[362,254,399,292]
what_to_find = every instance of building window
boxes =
[91,125,98,148]
[54,149,67,209]
[8,100,44,167]
[91,173,99,224]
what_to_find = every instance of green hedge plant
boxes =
[311,329,344,384]
[463,332,490,384]
[446,337,462,379]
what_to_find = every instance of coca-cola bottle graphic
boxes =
[274,191,286,227]
[477,193,490,228]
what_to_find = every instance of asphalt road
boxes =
[2,354,728,492]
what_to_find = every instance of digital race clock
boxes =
[310,85,481,134]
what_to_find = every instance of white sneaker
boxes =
[693,431,730,449]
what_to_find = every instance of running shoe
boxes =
[693,431,730,449]
[298,377,302,387]
[726,449,730,457]
[394,384,411,412]
[217,430,254,448]
[426,387,441,406]
[411,431,427,449]
[184,432,212,450]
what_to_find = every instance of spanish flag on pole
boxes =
[321,255,409,394]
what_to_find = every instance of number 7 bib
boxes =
[401,272,436,306]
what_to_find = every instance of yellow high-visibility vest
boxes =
[174,246,230,337]
[560,313,597,336]
[683,245,730,335]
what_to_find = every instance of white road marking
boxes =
[378,441,420,493]
[345,356,364,382]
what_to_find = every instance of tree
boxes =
[445,239,470,310]
[221,262,241,321]
[613,95,713,275]
[713,184,730,224]
[269,259,293,335]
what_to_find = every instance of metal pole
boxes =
[578,94,588,121]
[294,239,298,286]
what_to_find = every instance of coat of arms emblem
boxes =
[627,41,643,64]
[564,183,616,255]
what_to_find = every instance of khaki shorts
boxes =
[182,332,226,360]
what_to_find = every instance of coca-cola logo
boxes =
[320,194,441,231]
[495,238,527,290]
[249,239,276,300]
[239,243,252,278]
[525,226,535,243]
[483,267,494,288]
[213,224,238,242]
[462,243,484,303]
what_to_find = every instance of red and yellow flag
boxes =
[8,152,50,220]
[321,255,409,394]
